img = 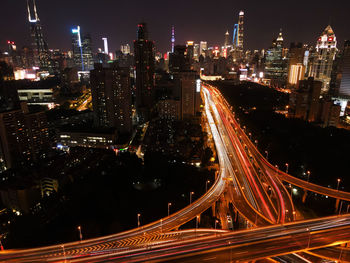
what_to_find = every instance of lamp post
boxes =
[285,163,289,174]
[307,171,311,182]
[265,151,269,160]
[77,226,83,242]
[196,215,200,230]
[137,213,141,228]
[255,140,258,147]
[190,192,194,204]
[61,245,66,262]
[168,203,172,217]
[307,228,311,249]
[337,179,341,191]
[160,219,163,233]
[206,180,210,192]
[215,219,219,230]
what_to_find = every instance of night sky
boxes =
[1,0,350,53]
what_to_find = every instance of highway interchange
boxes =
[1,82,350,262]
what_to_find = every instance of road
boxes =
[66,215,350,262]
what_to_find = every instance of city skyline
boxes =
[1,0,350,53]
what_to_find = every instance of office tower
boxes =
[134,23,155,122]
[233,24,239,47]
[287,43,306,85]
[7,41,22,68]
[171,26,175,53]
[200,41,207,57]
[338,41,350,98]
[309,25,337,93]
[265,30,287,84]
[224,31,230,47]
[180,71,196,119]
[121,44,131,55]
[193,44,200,61]
[72,26,94,71]
[102,38,109,55]
[237,11,244,52]
[91,64,132,134]
[289,77,322,122]
[26,0,50,70]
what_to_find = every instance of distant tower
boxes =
[233,24,239,47]
[102,37,109,55]
[224,30,230,47]
[72,26,94,71]
[237,11,244,52]
[26,0,50,70]
[171,25,175,53]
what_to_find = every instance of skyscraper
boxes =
[91,64,132,134]
[309,25,337,93]
[224,31,230,47]
[287,43,306,86]
[199,41,207,57]
[237,11,244,52]
[26,0,50,71]
[72,26,94,71]
[134,23,155,122]
[171,26,175,53]
[265,30,287,84]
[338,41,350,98]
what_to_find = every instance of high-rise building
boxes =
[287,43,306,85]
[102,37,109,55]
[72,26,94,71]
[121,44,131,55]
[338,41,350,98]
[265,30,287,84]
[237,11,244,52]
[134,23,155,122]
[171,26,175,53]
[0,103,50,169]
[224,31,230,47]
[186,41,194,61]
[289,77,322,122]
[169,45,191,73]
[91,64,132,134]
[180,71,196,119]
[26,0,50,71]
[199,41,207,57]
[309,25,337,93]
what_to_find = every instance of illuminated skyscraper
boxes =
[71,26,94,71]
[237,11,244,52]
[265,30,287,83]
[309,25,337,93]
[171,26,175,53]
[287,43,306,86]
[200,41,207,57]
[134,23,155,122]
[26,0,50,70]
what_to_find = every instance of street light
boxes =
[285,163,289,174]
[190,192,194,204]
[206,180,210,192]
[215,219,219,230]
[77,226,83,242]
[61,245,66,262]
[196,215,200,230]
[306,228,311,249]
[265,150,269,160]
[137,213,141,228]
[307,171,311,182]
[337,179,341,191]
[168,203,172,217]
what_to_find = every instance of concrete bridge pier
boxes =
[335,198,340,213]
